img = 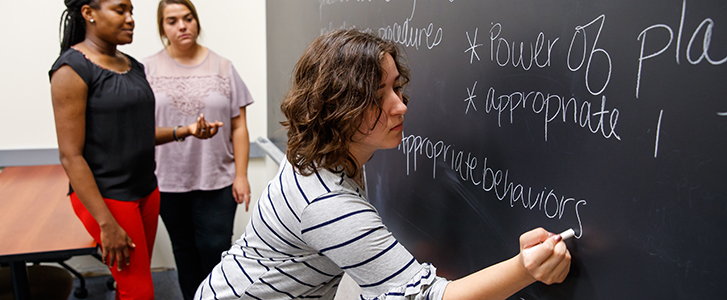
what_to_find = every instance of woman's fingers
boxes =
[101,248,108,264]
[208,121,222,137]
[99,227,134,271]
[245,194,251,211]
[534,239,571,284]
[520,227,550,250]
[123,248,131,268]
[551,242,572,282]
[113,251,120,271]
[187,115,225,140]
[197,114,208,136]
[124,236,134,266]
[232,187,241,204]
[105,252,113,268]
[189,114,225,139]
[519,228,572,285]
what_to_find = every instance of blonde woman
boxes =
[142,0,254,298]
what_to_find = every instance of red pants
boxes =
[70,189,160,300]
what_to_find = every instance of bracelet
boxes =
[172,125,185,142]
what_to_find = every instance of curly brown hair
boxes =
[281,29,410,177]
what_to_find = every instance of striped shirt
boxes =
[195,160,449,300]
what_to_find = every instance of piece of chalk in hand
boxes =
[560,228,575,241]
[523,228,575,255]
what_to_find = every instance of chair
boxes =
[0,264,73,300]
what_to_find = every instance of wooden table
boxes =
[0,164,97,299]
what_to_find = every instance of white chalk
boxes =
[522,228,575,255]
[560,228,575,241]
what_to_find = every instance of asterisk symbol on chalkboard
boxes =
[464,81,478,114]
[465,28,482,64]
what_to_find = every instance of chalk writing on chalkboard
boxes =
[637,0,727,100]
[488,23,559,70]
[463,16,620,142]
[399,133,587,238]
[321,0,444,50]
[268,1,727,298]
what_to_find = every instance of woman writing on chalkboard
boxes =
[50,0,219,298]
[195,29,571,300]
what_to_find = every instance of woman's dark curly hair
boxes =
[281,29,410,177]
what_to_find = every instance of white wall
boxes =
[0,0,268,273]
[0,1,66,150]
[0,2,366,297]
[0,0,266,151]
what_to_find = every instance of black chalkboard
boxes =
[266,1,727,299]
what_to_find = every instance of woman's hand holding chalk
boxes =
[523,228,575,255]
[560,228,576,240]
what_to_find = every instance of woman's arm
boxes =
[230,107,251,210]
[442,228,571,300]
[301,194,570,300]
[50,65,134,271]
[155,113,224,145]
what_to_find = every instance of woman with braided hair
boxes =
[49,0,220,298]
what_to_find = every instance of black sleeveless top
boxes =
[50,48,157,201]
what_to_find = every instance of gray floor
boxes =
[67,270,183,300]
[65,270,362,300]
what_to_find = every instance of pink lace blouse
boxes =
[143,49,254,192]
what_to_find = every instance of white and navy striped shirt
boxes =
[195,160,449,300]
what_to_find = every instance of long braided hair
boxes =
[58,0,100,53]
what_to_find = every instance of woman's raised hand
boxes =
[188,113,223,139]
[518,227,572,285]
